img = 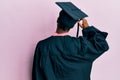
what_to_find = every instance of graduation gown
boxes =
[32,26,109,80]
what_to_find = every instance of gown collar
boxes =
[53,32,68,36]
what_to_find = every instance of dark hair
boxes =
[57,18,71,31]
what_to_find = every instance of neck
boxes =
[56,29,68,34]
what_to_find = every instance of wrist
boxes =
[83,26,89,29]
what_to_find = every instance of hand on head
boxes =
[78,18,89,29]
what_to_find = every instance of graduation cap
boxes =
[56,2,88,37]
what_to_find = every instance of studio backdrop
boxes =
[0,0,119,80]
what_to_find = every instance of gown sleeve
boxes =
[79,26,109,62]
[32,42,45,80]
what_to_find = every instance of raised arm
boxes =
[78,19,109,61]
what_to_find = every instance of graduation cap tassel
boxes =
[76,23,79,37]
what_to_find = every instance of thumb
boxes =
[78,21,83,28]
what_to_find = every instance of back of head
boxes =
[57,10,77,31]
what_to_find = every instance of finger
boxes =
[78,21,83,27]
[82,18,87,23]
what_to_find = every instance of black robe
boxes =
[32,26,109,80]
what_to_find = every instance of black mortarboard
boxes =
[56,2,88,37]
